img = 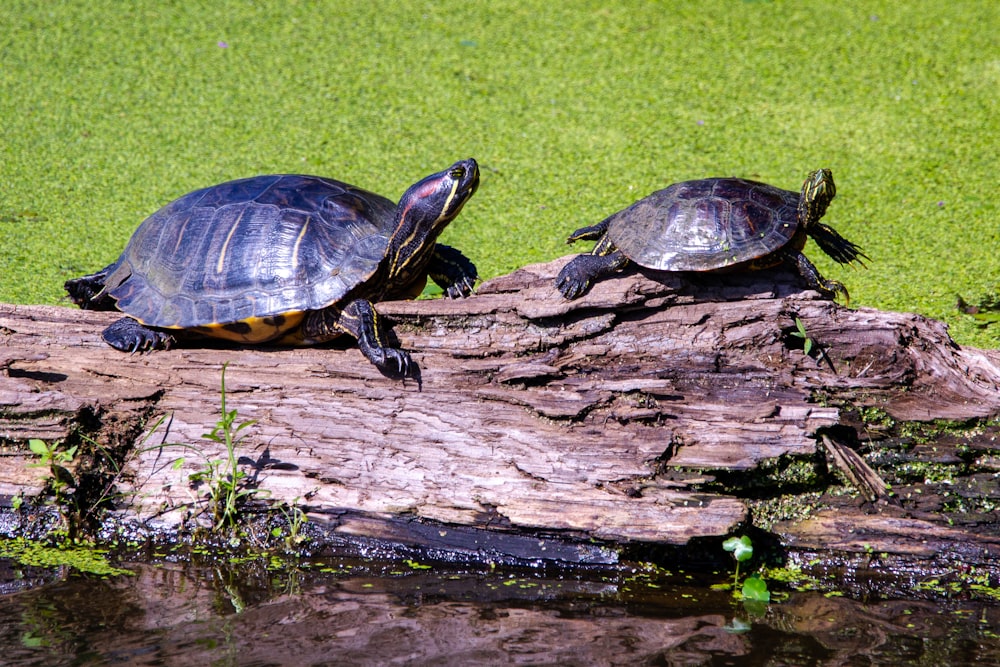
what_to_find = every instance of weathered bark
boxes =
[1,257,999,570]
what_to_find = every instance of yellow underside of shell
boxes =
[187,312,308,345]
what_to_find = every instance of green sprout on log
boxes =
[722,535,770,603]
[790,317,814,356]
[187,363,259,530]
[28,439,78,499]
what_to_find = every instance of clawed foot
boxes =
[555,256,595,300]
[430,244,478,300]
[102,318,175,353]
[821,280,851,306]
[368,346,416,379]
[442,274,477,299]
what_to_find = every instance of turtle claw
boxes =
[822,280,851,306]
[556,255,603,300]
[429,245,478,299]
[371,347,413,379]
[388,349,412,377]
[556,270,591,300]
[102,318,174,353]
[443,274,476,299]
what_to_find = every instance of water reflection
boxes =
[0,558,997,666]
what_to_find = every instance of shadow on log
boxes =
[1,257,999,574]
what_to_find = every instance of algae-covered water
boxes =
[1,555,998,666]
[2,0,999,348]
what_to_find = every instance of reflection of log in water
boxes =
[1,258,999,581]
[1,561,997,665]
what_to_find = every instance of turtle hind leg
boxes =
[102,318,175,352]
[785,250,851,305]
[555,249,629,300]
[307,299,414,378]
[65,264,119,311]
[809,222,870,267]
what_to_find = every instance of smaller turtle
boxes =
[555,169,867,301]
[66,159,480,377]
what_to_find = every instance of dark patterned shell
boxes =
[607,178,801,271]
[102,175,397,328]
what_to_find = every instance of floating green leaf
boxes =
[742,575,771,602]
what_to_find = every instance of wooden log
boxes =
[1,257,999,569]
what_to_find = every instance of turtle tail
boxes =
[809,223,869,267]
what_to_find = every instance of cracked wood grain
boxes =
[1,257,999,564]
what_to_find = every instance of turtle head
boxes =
[798,168,836,226]
[799,168,869,269]
[386,158,480,281]
[394,158,479,238]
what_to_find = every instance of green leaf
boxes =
[57,445,78,463]
[794,317,808,338]
[723,535,754,562]
[234,419,257,433]
[28,439,49,457]
[792,317,814,355]
[742,575,771,602]
[202,429,224,443]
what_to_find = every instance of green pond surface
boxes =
[2,0,999,347]
[1,556,998,666]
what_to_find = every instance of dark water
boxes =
[1,556,998,666]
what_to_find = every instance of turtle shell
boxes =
[607,178,802,271]
[101,175,397,339]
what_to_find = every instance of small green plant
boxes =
[274,500,308,548]
[790,317,814,356]
[27,439,78,497]
[722,535,771,603]
[187,363,259,530]
[788,316,836,370]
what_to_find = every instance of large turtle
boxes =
[555,168,866,300]
[65,159,480,377]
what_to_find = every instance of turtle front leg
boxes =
[307,299,412,377]
[428,244,479,299]
[555,249,629,300]
[102,317,176,352]
[566,217,612,244]
[785,250,850,304]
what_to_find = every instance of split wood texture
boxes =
[1,257,999,566]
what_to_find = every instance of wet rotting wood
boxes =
[1,257,999,569]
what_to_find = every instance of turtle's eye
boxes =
[449,166,466,179]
